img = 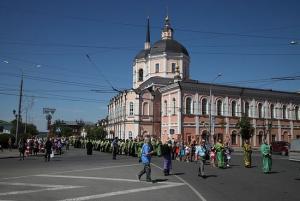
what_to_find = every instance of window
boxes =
[143,102,149,115]
[129,102,133,115]
[258,103,263,118]
[202,98,207,115]
[170,129,175,135]
[186,97,192,114]
[155,63,159,73]
[270,104,274,119]
[231,131,237,145]
[138,69,143,81]
[245,102,250,117]
[217,100,222,116]
[283,105,287,119]
[171,63,176,73]
[164,100,168,116]
[232,101,237,117]
[258,131,263,145]
[172,98,176,115]
[295,106,299,120]
[129,131,132,138]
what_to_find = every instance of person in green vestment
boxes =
[214,138,225,168]
[260,139,272,173]
[243,139,252,168]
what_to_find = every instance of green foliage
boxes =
[236,115,254,140]
[10,120,39,137]
[52,120,73,137]
[0,134,15,148]
[86,125,107,140]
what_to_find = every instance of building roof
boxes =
[150,39,189,56]
[160,79,300,103]
[137,76,174,91]
[134,39,189,60]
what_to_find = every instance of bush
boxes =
[0,134,16,148]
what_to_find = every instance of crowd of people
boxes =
[17,137,69,161]
[14,135,273,180]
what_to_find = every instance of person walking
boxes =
[243,139,252,168]
[18,138,26,160]
[112,137,118,160]
[45,138,53,162]
[224,142,232,168]
[86,139,93,155]
[215,138,225,168]
[196,140,207,178]
[137,137,154,182]
[161,142,172,176]
[260,139,272,173]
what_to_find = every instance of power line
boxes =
[0,92,107,103]
[1,5,299,41]
[86,54,122,93]
[0,72,112,89]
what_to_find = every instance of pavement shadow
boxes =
[294,178,300,181]
[204,175,218,178]
[152,179,168,183]
[229,164,240,167]
[267,171,280,174]
[170,172,184,176]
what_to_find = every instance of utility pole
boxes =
[15,73,23,145]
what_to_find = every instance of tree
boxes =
[236,115,254,140]
[86,125,107,140]
[9,119,38,140]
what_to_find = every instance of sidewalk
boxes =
[0,148,20,159]
[0,149,45,159]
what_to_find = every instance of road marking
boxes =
[152,163,208,201]
[53,163,140,174]
[36,174,181,185]
[58,183,185,201]
[0,163,139,181]
[0,182,84,196]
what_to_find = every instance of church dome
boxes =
[150,39,189,57]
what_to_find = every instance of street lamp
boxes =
[209,73,222,144]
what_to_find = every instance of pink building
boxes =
[107,16,300,147]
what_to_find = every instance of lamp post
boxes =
[209,73,222,144]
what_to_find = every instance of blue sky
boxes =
[0,0,299,131]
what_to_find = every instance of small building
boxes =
[0,120,12,134]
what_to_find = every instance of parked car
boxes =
[271,141,290,156]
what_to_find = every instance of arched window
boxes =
[164,100,168,116]
[171,63,176,73]
[270,104,275,119]
[245,102,250,117]
[186,97,192,115]
[172,98,176,115]
[295,106,299,120]
[128,131,132,138]
[217,100,222,116]
[138,69,143,81]
[202,98,207,115]
[231,131,237,145]
[143,102,149,115]
[258,103,263,118]
[283,105,287,119]
[155,63,159,73]
[232,101,237,117]
[258,131,263,145]
[129,102,134,115]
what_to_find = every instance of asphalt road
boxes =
[0,148,299,201]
